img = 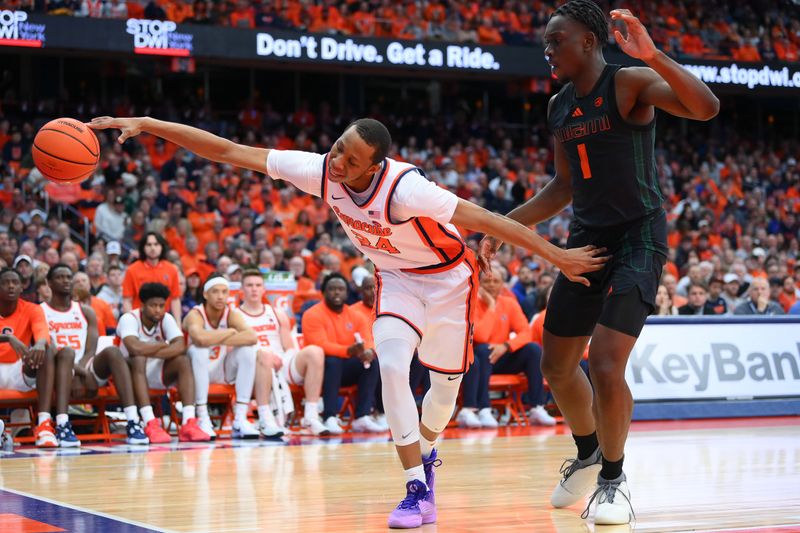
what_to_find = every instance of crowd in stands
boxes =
[0,84,799,442]
[3,0,800,62]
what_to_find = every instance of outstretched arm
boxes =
[89,117,271,174]
[451,199,606,287]
[611,9,719,121]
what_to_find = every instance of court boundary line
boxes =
[0,486,177,533]
[690,524,800,533]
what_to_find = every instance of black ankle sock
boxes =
[600,455,624,481]
[572,432,599,461]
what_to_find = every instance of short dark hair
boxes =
[139,232,169,262]
[348,118,391,165]
[552,0,609,48]
[321,272,348,293]
[0,267,21,282]
[46,263,72,281]
[139,282,171,304]
[688,281,708,293]
[108,264,122,274]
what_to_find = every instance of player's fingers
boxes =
[118,131,130,144]
[574,276,590,287]
[614,30,626,46]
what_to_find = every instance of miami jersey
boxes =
[41,301,89,362]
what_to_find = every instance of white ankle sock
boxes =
[405,465,427,488]
[38,413,52,425]
[196,404,208,419]
[234,402,249,423]
[124,405,139,423]
[420,436,437,460]
[56,414,69,426]
[258,405,276,425]
[182,405,195,422]
[304,401,318,421]
[140,406,155,424]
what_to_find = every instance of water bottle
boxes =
[355,332,370,369]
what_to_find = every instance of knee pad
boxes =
[421,372,463,433]
[374,316,420,348]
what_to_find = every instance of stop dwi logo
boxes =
[0,10,45,48]
[126,19,193,57]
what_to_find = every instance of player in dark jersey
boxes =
[479,1,718,525]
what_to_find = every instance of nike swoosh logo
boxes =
[401,431,413,439]
[332,195,345,200]
[447,375,460,381]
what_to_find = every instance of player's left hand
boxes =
[610,9,658,61]
[477,236,501,275]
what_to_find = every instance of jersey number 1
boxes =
[577,143,592,179]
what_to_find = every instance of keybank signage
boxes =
[0,10,45,48]
[126,18,193,57]
[628,320,800,400]
[256,31,501,72]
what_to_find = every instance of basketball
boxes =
[32,117,100,185]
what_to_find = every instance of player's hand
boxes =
[610,9,658,61]
[488,343,508,364]
[477,236,502,274]
[27,343,46,369]
[8,336,30,360]
[556,245,609,287]
[347,342,365,358]
[87,116,146,144]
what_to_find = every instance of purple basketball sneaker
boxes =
[388,480,428,529]
[420,449,442,524]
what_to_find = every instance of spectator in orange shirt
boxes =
[188,198,218,249]
[0,268,62,448]
[301,273,382,434]
[289,255,320,320]
[459,269,555,428]
[350,271,375,322]
[122,232,182,321]
[778,275,797,312]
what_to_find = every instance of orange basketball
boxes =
[32,118,100,185]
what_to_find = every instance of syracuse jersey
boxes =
[322,157,465,273]
[239,304,285,357]
[189,304,229,361]
[41,301,88,362]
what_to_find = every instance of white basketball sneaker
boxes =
[456,408,482,429]
[323,416,345,435]
[478,408,498,428]
[197,416,217,441]
[301,416,330,436]
[583,473,634,525]
[351,415,385,433]
[528,405,557,426]
[232,418,260,440]
[551,447,602,508]
[258,419,286,438]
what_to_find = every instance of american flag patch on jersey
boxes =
[368,210,381,219]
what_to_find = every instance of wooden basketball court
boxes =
[0,417,798,532]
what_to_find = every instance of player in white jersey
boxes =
[90,116,606,529]
[238,269,328,437]
[43,264,148,446]
[183,273,260,440]
[117,282,211,443]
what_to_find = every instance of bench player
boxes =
[42,264,147,446]
[183,274,260,440]
[238,269,329,437]
[117,282,210,443]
